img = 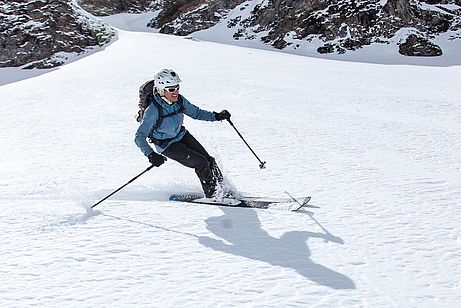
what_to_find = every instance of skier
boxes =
[134,69,231,199]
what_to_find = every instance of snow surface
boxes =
[1,25,461,306]
[100,12,160,33]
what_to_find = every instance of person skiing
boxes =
[134,68,231,199]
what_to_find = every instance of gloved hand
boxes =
[214,110,231,121]
[148,151,167,167]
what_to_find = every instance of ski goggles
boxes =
[165,85,180,93]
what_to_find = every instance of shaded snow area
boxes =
[0,29,460,306]
[100,12,160,33]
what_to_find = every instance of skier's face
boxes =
[164,85,180,102]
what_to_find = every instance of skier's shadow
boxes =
[198,208,355,290]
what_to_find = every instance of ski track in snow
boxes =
[0,29,460,306]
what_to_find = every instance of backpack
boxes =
[136,79,184,130]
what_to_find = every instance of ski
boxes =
[169,194,312,211]
[169,194,272,209]
[169,193,311,204]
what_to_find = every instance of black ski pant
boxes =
[162,131,222,198]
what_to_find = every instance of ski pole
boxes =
[227,118,266,169]
[91,165,154,209]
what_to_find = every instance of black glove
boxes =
[148,151,167,167]
[214,110,231,121]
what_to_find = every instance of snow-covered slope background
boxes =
[1,16,460,306]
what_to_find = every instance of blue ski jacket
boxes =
[135,94,217,156]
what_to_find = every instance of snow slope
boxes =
[0,28,460,306]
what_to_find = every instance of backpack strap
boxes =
[151,98,164,130]
[178,96,184,112]
[151,95,184,131]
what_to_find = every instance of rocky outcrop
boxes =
[234,0,459,55]
[149,0,246,35]
[77,0,160,16]
[0,0,115,69]
[146,0,461,57]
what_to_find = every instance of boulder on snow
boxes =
[398,34,443,56]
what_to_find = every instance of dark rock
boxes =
[153,0,246,35]
[398,34,443,56]
[76,0,160,16]
[317,44,335,54]
[383,0,415,24]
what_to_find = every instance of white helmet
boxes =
[154,69,182,94]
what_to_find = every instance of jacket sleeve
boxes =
[134,105,158,157]
[182,97,216,121]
